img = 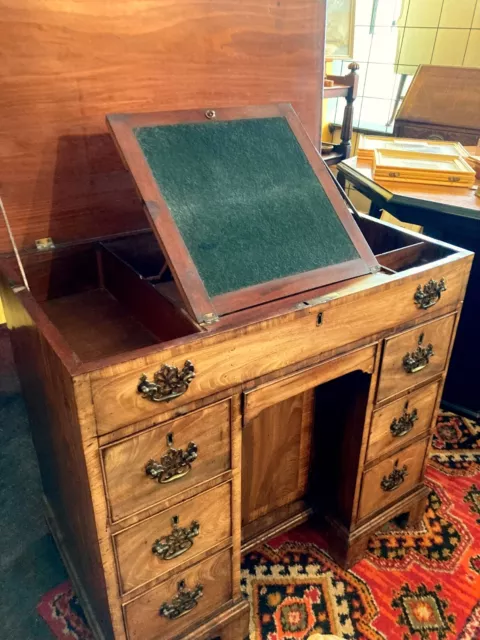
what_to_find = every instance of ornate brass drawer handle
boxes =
[390,401,418,438]
[146,432,198,484]
[402,332,434,374]
[414,278,446,310]
[381,459,408,492]
[159,579,203,620]
[138,360,195,403]
[152,515,200,561]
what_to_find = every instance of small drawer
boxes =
[367,381,440,463]
[102,400,231,522]
[114,482,232,594]
[124,548,232,640]
[377,314,456,402]
[358,437,428,521]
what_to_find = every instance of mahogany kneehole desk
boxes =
[0,106,473,640]
[0,215,472,640]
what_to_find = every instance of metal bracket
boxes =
[35,237,55,251]
[199,312,220,326]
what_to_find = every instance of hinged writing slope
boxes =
[107,104,378,324]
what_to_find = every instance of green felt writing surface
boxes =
[134,117,360,298]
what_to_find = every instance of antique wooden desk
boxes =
[337,155,479,418]
[0,104,473,640]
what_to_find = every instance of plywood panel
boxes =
[0,0,325,253]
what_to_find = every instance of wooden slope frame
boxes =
[107,104,378,324]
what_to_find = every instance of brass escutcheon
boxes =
[414,278,446,310]
[402,332,434,374]
[390,401,418,438]
[152,515,200,561]
[146,433,198,484]
[159,580,204,620]
[138,360,195,403]
[381,459,408,492]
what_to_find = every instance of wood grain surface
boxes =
[357,436,429,521]
[377,313,456,402]
[114,482,231,595]
[0,0,324,254]
[367,380,440,463]
[102,400,231,522]
[123,548,232,640]
[243,344,375,423]
[90,258,467,433]
[242,390,313,527]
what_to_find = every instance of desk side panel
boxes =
[0,278,120,639]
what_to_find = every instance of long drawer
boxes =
[114,482,232,594]
[102,400,231,522]
[366,380,440,463]
[357,436,429,521]
[124,548,232,640]
[376,313,456,402]
[90,261,466,434]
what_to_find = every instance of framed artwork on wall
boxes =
[326,0,355,59]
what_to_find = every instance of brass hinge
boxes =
[35,237,55,251]
[199,312,219,326]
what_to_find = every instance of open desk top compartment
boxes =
[0,104,469,370]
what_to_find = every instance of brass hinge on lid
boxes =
[35,237,55,251]
[199,312,219,326]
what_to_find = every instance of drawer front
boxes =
[91,260,467,434]
[367,381,440,463]
[115,483,232,594]
[377,314,456,402]
[102,400,231,522]
[358,437,428,521]
[124,548,232,640]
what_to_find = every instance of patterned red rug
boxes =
[38,412,480,639]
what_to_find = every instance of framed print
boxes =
[326,0,355,60]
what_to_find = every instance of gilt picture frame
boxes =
[326,0,355,60]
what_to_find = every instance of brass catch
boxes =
[35,237,55,251]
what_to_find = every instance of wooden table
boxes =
[338,155,480,418]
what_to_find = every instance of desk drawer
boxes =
[124,548,232,640]
[377,314,456,402]
[91,259,466,435]
[367,381,440,463]
[114,483,232,594]
[358,437,428,521]
[102,400,231,522]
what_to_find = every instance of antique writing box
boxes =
[0,103,473,640]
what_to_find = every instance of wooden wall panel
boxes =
[0,0,325,254]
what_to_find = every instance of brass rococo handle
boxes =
[414,278,446,309]
[381,459,408,492]
[146,432,198,484]
[159,579,203,620]
[152,515,200,561]
[138,360,195,403]
[402,332,434,374]
[390,401,418,438]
